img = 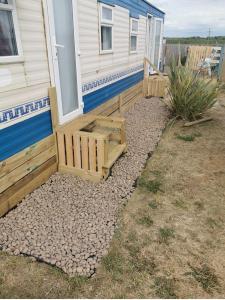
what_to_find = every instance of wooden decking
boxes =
[0,135,57,217]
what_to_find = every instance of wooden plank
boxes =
[122,82,142,103]
[73,133,81,169]
[81,136,89,171]
[121,91,142,113]
[0,146,56,193]
[57,132,66,165]
[119,94,123,113]
[0,156,57,217]
[89,137,97,173]
[77,130,109,140]
[97,139,105,174]
[104,144,126,169]
[59,165,102,183]
[95,115,126,123]
[0,135,55,179]
[184,117,213,127]
[95,119,124,129]
[65,133,74,167]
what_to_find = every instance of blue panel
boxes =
[83,71,144,113]
[130,12,140,19]
[98,0,165,18]
[0,111,53,161]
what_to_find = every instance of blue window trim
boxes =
[98,0,165,19]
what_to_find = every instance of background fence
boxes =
[163,43,225,82]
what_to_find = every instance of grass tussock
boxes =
[168,63,218,121]
[102,250,124,275]
[153,276,177,299]
[137,215,154,227]
[130,256,156,275]
[148,200,158,209]
[186,264,220,293]
[159,227,175,244]
[138,177,162,194]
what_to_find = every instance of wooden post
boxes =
[48,87,59,167]
[48,87,59,131]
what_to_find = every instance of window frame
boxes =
[0,0,23,64]
[130,18,139,54]
[99,3,114,55]
[153,17,164,69]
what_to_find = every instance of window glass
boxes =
[154,20,162,67]
[130,35,137,52]
[101,26,112,51]
[0,10,18,56]
[132,20,138,32]
[0,0,8,4]
[102,6,112,22]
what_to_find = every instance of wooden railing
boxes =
[143,57,168,98]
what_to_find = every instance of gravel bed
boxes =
[0,97,168,277]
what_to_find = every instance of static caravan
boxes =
[0,0,165,216]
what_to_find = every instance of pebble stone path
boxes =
[0,98,168,277]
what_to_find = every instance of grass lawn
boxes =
[1,96,225,298]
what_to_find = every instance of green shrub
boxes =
[168,63,218,121]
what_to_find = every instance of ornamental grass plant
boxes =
[168,63,218,121]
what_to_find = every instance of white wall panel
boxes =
[0,0,50,110]
[78,0,147,85]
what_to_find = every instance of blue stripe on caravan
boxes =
[83,70,144,113]
[0,111,53,161]
[98,0,165,19]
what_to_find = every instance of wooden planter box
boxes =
[144,75,168,98]
[56,115,127,182]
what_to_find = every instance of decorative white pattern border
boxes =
[82,64,144,96]
[1,64,144,129]
[0,97,50,129]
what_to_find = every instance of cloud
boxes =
[149,0,225,37]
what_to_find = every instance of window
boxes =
[130,18,138,53]
[0,0,22,63]
[99,3,113,53]
[153,19,163,68]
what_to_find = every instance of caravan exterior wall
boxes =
[0,0,52,161]
[0,0,164,162]
[79,0,164,112]
[0,0,164,216]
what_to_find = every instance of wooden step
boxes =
[104,143,126,169]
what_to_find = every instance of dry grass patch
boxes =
[185,264,220,293]
[153,276,178,299]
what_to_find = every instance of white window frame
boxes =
[153,17,164,69]
[0,0,23,64]
[99,3,113,54]
[145,13,155,63]
[130,18,138,54]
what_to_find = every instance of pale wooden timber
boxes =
[56,115,127,182]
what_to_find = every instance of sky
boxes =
[149,0,225,37]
